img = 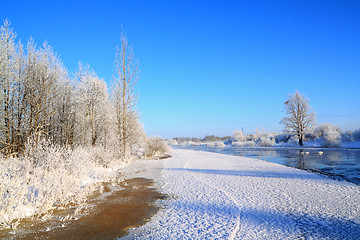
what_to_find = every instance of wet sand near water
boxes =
[0,177,164,240]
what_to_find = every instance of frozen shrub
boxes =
[314,124,341,148]
[144,137,171,159]
[214,142,225,147]
[0,138,125,228]
[256,137,276,147]
[232,130,246,142]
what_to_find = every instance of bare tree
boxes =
[281,91,316,146]
[112,30,139,160]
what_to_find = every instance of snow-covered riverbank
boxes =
[123,149,360,239]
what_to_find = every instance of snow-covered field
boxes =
[123,149,360,239]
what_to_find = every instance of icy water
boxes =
[174,145,360,185]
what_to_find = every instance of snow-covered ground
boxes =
[122,149,360,239]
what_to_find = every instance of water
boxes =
[174,145,360,185]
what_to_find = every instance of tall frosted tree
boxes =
[74,62,112,147]
[112,30,139,160]
[281,91,316,146]
[23,40,62,142]
[0,19,17,154]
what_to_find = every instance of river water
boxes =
[174,145,360,185]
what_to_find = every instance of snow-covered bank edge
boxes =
[121,149,360,239]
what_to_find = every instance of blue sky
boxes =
[1,0,359,138]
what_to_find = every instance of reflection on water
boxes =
[174,145,360,185]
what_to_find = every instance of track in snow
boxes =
[183,156,241,240]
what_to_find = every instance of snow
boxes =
[122,149,360,239]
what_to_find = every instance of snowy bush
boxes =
[144,137,171,159]
[254,127,262,140]
[0,138,124,228]
[232,130,246,142]
[314,124,341,148]
[256,137,276,147]
[214,142,226,147]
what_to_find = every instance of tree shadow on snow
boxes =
[165,168,329,181]
[173,201,360,239]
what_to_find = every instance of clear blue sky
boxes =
[2,0,359,138]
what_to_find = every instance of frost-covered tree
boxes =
[127,115,147,157]
[112,30,139,160]
[254,127,261,140]
[23,40,62,142]
[53,74,75,146]
[281,91,316,146]
[0,19,17,154]
[74,62,112,147]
